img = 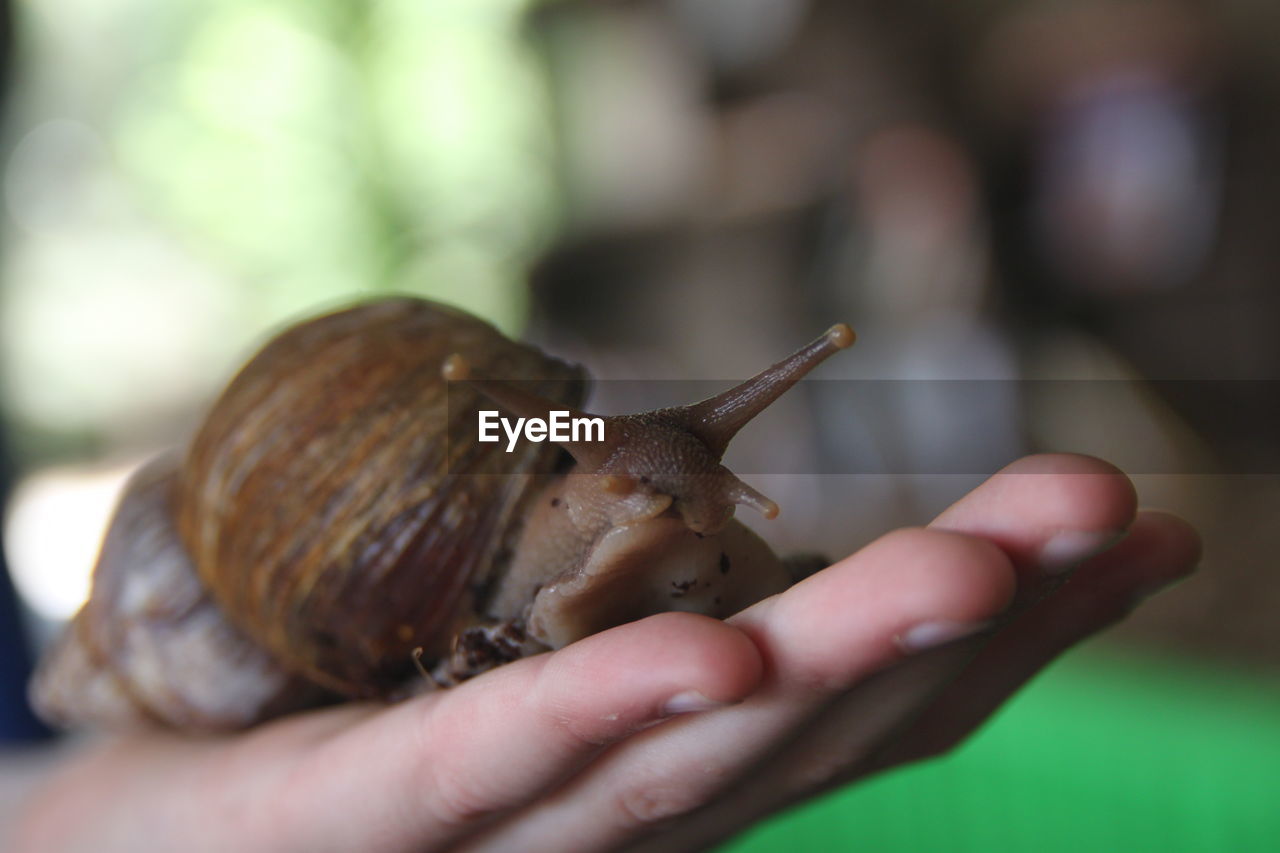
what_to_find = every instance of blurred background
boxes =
[0,0,1278,849]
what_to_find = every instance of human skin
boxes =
[10,454,1201,853]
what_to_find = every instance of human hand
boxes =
[12,454,1200,853]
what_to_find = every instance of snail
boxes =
[29,297,854,732]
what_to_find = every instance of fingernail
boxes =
[1038,529,1128,575]
[895,620,991,654]
[661,691,730,716]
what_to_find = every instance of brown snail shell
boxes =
[33,298,583,728]
[178,298,585,696]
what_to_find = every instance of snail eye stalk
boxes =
[675,323,855,458]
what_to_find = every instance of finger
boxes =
[624,510,1202,853]
[875,509,1201,766]
[465,527,1017,853]
[741,528,1015,689]
[256,612,763,853]
[930,453,1138,580]
[12,735,218,853]
[621,639,989,853]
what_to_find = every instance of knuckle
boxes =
[550,710,616,749]
[425,762,505,828]
[535,685,620,751]
[410,696,513,828]
[533,664,629,750]
[612,780,707,831]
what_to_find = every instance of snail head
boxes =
[442,323,854,536]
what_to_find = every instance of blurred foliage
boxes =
[1,0,556,455]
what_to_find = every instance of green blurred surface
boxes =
[721,647,1280,853]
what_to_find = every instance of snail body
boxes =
[31,297,853,732]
